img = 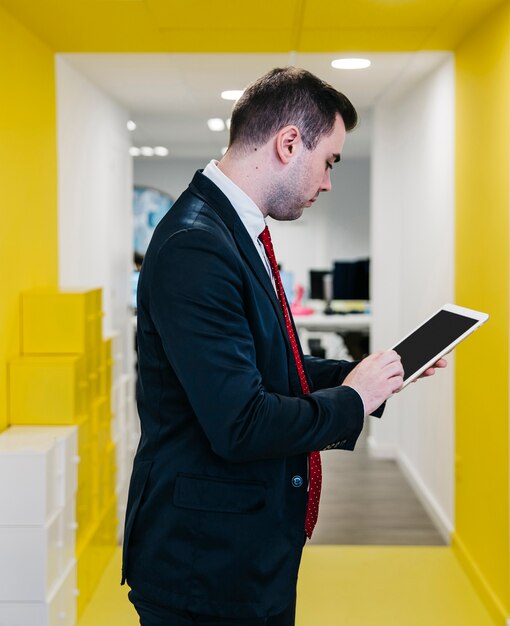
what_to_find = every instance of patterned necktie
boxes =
[259,225,322,539]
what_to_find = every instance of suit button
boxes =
[291,475,303,488]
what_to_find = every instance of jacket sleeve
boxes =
[303,355,357,390]
[303,355,385,418]
[149,227,365,463]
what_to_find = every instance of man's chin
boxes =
[271,207,304,221]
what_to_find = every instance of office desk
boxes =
[293,312,371,333]
[293,312,371,360]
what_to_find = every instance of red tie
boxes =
[259,225,322,539]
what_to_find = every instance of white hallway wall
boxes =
[134,156,371,292]
[370,56,456,540]
[56,56,138,530]
[56,55,134,368]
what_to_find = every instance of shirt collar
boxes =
[202,160,266,242]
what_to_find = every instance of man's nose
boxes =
[321,169,332,192]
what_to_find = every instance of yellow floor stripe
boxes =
[78,546,498,625]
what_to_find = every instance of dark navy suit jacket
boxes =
[122,171,372,619]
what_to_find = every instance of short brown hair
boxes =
[228,67,358,151]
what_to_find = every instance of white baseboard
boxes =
[366,435,397,459]
[397,451,453,544]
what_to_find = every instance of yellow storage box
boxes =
[21,289,103,356]
[9,355,88,425]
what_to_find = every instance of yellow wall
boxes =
[0,5,58,432]
[454,1,510,622]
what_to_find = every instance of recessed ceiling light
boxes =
[154,146,169,157]
[127,120,137,131]
[129,147,141,156]
[221,90,244,101]
[140,146,154,157]
[331,58,371,70]
[207,118,226,132]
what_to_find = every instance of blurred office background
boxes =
[0,1,509,625]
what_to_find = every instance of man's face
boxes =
[266,114,347,221]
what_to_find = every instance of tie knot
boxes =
[259,225,278,271]
[259,225,271,247]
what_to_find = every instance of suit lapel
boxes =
[188,172,286,329]
[232,221,281,310]
[233,224,307,395]
[188,173,308,395]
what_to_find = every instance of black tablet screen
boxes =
[394,310,478,380]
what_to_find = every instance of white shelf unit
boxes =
[0,426,79,626]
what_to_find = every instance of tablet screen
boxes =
[394,310,478,381]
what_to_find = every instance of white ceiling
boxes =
[62,51,451,161]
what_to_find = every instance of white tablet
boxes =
[391,304,489,388]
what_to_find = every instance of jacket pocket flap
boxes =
[174,474,266,514]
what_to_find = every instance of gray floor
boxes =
[309,429,446,546]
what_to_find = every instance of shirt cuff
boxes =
[343,385,366,417]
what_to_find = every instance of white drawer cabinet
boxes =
[0,426,78,619]
[59,500,77,574]
[0,437,59,525]
[6,426,78,508]
[0,512,60,602]
[0,561,77,626]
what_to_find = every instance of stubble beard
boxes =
[265,188,304,221]
[264,158,310,222]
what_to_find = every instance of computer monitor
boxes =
[332,259,370,300]
[309,270,332,300]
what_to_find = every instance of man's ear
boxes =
[275,125,302,164]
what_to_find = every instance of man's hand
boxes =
[414,357,448,380]
[342,350,404,417]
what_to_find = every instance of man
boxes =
[122,67,445,626]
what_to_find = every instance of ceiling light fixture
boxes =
[130,146,169,157]
[154,146,169,157]
[207,118,226,132]
[221,90,244,101]
[127,120,137,131]
[331,58,371,70]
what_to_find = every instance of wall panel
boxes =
[454,3,510,622]
[0,5,58,431]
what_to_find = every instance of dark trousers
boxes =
[128,590,296,626]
